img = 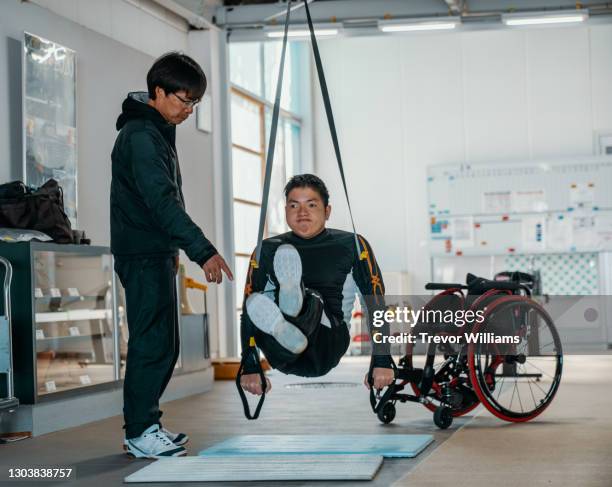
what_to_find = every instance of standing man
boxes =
[111,52,232,459]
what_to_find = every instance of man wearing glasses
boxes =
[110,52,233,459]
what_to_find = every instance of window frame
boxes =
[229,41,306,353]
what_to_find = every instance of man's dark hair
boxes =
[147,51,207,101]
[284,174,330,207]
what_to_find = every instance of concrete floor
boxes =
[0,355,610,486]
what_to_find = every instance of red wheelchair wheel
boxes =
[467,296,563,422]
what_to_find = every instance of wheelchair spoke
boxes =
[524,359,556,381]
[521,363,539,410]
[539,340,555,350]
[516,379,524,413]
[496,375,505,401]
[470,297,562,421]
[529,377,550,397]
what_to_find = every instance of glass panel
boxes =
[265,111,289,235]
[231,94,262,153]
[232,148,263,203]
[264,41,305,114]
[233,202,260,255]
[33,251,115,396]
[264,41,294,112]
[229,42,262,97]
[24,33,78,227]
[285,121,301,177]
[234,255,251,305]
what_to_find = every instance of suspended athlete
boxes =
[239,174,394,396]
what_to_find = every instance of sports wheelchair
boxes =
[368,271,563,429]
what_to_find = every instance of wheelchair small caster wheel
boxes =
[377,402,396,424]
[434,406,453,429]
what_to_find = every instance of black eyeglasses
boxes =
[172,92,200,108]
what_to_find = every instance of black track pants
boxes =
[114,256,179,439]
[252,290,350,378]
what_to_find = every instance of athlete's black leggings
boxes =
[252,290,350,378]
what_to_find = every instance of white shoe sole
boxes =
[123,442,187,459]
[273,244,303,317]
[246,293,307,354]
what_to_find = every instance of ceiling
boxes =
[160,1,612,31]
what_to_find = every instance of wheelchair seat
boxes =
[465,273,520,295]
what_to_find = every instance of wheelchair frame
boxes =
[368,272,563,429]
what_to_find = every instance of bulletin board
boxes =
[427,157,612,256]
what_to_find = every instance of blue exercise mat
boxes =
[199,434,434,458]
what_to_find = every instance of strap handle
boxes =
[235,344,267,420]
[368,358,398,414]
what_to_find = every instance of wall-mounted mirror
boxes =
[23,32,77,227]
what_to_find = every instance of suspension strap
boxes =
[303,0,362,259]
[237,0,293,420]
[253,0,363,265]
[254,0,293,265]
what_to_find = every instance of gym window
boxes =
[229,41,306,350]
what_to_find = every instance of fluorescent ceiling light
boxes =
[502,9,588,26]
[264,24,340,38]
[378,17,461,33]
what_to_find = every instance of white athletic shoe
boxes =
[161,427,189,446]
[124,424,187,459]
[246,293,307,354]
[273,244,304,317]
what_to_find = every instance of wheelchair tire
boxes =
[377,401,396,424]
[468,296,562,422]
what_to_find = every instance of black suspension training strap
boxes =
[236,0,292,420]
[302,0,363,259]
[237,0,366,419]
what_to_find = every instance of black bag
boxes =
[0,179,74,244]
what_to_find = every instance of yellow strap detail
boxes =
[250,259,259,269]
[249,337,256,347]
[360,250,369,260]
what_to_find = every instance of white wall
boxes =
[0,0,228,356]
[30,0,189,58]
[313,24,612,293]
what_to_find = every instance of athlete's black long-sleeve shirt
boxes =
[240,228,392,368]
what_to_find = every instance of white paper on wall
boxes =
[521,216,546,251]
[547,216,573,251]
[482,191,512,214]
[512,190,547,213]
[451,217,474,248]
[573,215,597,249]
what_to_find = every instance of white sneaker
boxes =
[273,244,304,317]
[161,427,189,446]
[124,424,187,459]
[246,293,307,354]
